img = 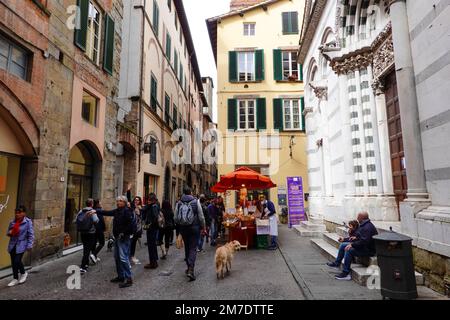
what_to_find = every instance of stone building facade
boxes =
[298,0,450,294]
[119,0,210,205]
[0,0,123,268]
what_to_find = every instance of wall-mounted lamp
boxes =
[289,136,296,158]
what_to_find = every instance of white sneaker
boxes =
[18,272,28,284]
[89,254,97,264]
[131,257,140,265]
[7,279,19,287]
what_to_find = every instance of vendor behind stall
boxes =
[260,196,278,250]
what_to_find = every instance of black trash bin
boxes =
[373,229,418,300]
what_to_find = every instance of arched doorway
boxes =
[65,141,101,248]
[163,166,171,201]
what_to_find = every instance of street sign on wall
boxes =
[286,177,306,227]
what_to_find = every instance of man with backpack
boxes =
[142,193,160,270]
[76,199,99,274]
[174,186,205,281]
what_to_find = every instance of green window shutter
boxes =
[300,97,305,131]
[74,0,89,50]
[299,63,304,81]
[255,50,264,81]
[166,34,171,61]
[291,12,299,33]
[273,49,282,81]
[282,12,289,34]
[227,99,237,130]
[165,94,171,125]
[103,15,115,75]
[151,76,157,111]
[153,1,159,36]
[174,51,178,77]
[228,51,237,82]
[256,98,266,130]
[273,98,283,131]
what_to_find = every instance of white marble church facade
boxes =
[298,0,450,273]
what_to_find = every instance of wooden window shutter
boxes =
[153,0,159,36]
[282,12,289,34]
[273,49,282,81]
[255,49,264,81]
[291,12,299,33]
[74,0,89,50]
[257,98,266,130]
[227,99,237,130]
[228,51,237,82]
[103,15,115,75]
[273,98,283,131]
[299,63,304,81]
[301,97,306,131]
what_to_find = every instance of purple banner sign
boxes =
[287,177,306,228]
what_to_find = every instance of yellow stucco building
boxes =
[207,0,308,211]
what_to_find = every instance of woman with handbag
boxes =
[129,196,143,265]
[158,200,175,259]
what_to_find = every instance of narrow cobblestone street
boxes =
[0,226,389,300]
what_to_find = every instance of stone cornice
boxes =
[298,0,328,64]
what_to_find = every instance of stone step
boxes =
[323,232,341,248]
[309,217,324,224]
[293,225,327,237]
[310,238,424,286]
[336,226,349,238]
[300,221,327,232]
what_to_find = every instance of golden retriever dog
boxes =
[215,240,241,279]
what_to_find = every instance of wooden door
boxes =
[384,71,408,206]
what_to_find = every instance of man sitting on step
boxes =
[327,212,378,281]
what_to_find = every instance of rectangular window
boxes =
[167,0,171,11]
[152,0,159,37]
[173,104,178,129]
[243,23,255,36]
[150,73,158,111]
[283,99,302,130]
[282,51,300,80]
[282,12,299,34]
[238,100,256,130]
[85,1,102,64]
[174,51,178,77]
[175,13,178,30]
[82,90,98,126]
[149,137,157,165]
[165,33,171,62]
[0,35,29,80]
[165,93,171,126]
[237,51,255,82]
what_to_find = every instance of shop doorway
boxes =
[0,154,21,269]
[384,71,408,207]
[64,141,101,248]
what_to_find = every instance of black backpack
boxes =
[76,209,93,232]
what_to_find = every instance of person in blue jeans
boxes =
[327,212,378,280]
[97,195,136,288]
[207,198,219,246]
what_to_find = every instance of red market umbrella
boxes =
[211,167,277,192]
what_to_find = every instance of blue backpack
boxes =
[76,209,93,232]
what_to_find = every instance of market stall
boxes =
[211,167,277,249]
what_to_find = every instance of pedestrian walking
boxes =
[217,196,225,238]
[99,196,136,288]
[142,193,160,269]
[197,195,211,252]
[207,198,219,246]
[6,205,34,287]
[158,200,175,259]
[174,186,206,281]
[130,196,143,265]
[76,199,99,273]
[91,199,106,263]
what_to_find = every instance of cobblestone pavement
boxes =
[0,231,304,300]
[4,225,439,300]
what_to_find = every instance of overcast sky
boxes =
[184,0,230,123]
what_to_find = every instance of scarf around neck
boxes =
[11,217,24,237]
